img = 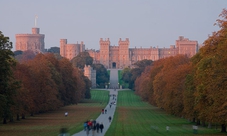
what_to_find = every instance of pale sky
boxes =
[0,0,226,51]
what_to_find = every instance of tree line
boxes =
[133,9,227,132]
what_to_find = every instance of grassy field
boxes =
[0,90,109,136]
[105,90,226,136]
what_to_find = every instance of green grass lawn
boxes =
[105,90,225,136]
[0,90,109,136]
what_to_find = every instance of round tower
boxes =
[15,28,45,52]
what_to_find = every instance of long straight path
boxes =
[109,69,119,89]
[72,89,118,136]
[72,69,119,136]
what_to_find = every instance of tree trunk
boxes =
[202,121,206,127]
[3,118,7,124]
[208,122,212,129]
[9,115,14,122]
[21,114,25,119]
[196,119,200,125]
[17,114,20,121]
[221,124,226,132]
[192,117,195,123]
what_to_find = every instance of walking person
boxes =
[86,125,90,136]
[84,121,88,131]
[99,122,104,133]
[105,109,107,114]
[91,123,96,136]
[96,122,100,133]
[108,116,112,122]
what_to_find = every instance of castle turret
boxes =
[118,38,130,68]
[176,36,198,57]
[99,38,110,68]
[60,39,67,58]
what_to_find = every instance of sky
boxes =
[0,0,226,51]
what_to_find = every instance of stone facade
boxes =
[86,36,198,69]
[15,28,45,53]
[84,65,96,88]
[60,39,85,60]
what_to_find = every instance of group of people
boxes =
[84,119,104,136]
[101,109,107,114]
[82,93,116,135]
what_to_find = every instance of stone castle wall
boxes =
[60,39,85,60]
[87,36,198,69]
[84,65,96,88]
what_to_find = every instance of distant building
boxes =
[60,39,85,60]
[84,65,96,88]
[86,36,198,69]
[15,28,45,53]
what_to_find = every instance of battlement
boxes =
[118,38,130,45]
[100,38,110,42]
[15,34,44,37]
[100,38,110,46]
[60,39,67,45]
[119,38,129,42]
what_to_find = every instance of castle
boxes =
[60,37,198,69]
[15,27,199,69]
[15,27,45,53]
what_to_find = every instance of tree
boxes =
[121,67,131,84]
[135,66,152,101]
[15,50,36,63]
[0,31,19,124]
[71,52,93,69]
[46,47,60,54]
[13,50,23,56]
[190,9,227,132]
[92,64,109,88]
[25,54,61,113]
[12,63,33,119]
[58,58,80,105]
[129,59,153,90]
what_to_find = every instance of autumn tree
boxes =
[25,54,61,113]
[191,9,227,132]
[127,59,153,90]
[135,66,152,101]
[12,63,34,119]
[58,58,81,105]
